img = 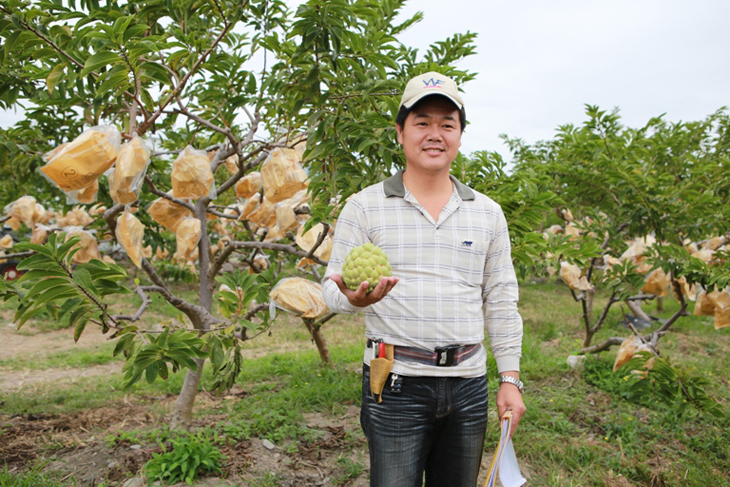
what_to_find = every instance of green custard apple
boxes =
[342,243,392,293]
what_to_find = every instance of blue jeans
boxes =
[360,365,489,487]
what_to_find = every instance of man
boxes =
[322,72,525,487]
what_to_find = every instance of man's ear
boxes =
[396,124,404,145]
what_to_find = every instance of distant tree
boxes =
[506,105,730,353]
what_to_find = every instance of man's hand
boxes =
[496,372,526,438]
[329,274,399,307]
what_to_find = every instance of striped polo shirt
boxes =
[322,170,523,378]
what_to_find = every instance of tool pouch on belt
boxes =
[370,344,394,403]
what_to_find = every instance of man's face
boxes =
[396,96,462,175]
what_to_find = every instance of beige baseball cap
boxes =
[400,72,464,110]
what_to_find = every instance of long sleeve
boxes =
[482,208,523,373]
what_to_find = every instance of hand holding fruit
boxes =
[331,243,399,307]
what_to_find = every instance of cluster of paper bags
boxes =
[14,126,334,320]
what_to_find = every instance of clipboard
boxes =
[484,411,527,487]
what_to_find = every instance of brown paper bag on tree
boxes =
[295,223,333,261]
[4,196,38,228]
[171,146,215,199]
[174,217,201,262]
[247,197,276,228]
[31,224,50,245]
[641,268,670,297]
[238,193,260,220]
[268,277,328,319]
[32,203,49,225]
[613,335,650,372]
[707,289,730,329]
[115,211,145,268]
[693,290,719,316]
[224,154,239,175]
[0,235,13,249]
[5,217,21,231]
[559,261,592,291]
[235,171,262,198]
[147,192,193,232]
[64,228,100,264]
[109,135,151,205]
[40,126,121,192]
[75,179,99,204]
[260,148,308,203]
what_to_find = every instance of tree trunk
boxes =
[171,200,215,430]
[656,297,664,313]
[304,319,331,365]
[171,358,205,429]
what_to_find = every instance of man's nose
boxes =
[426,124,442,141]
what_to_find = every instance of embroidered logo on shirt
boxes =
[461,241,473,247]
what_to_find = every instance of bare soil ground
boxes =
[0,321,507,486]
[0,323,374,486]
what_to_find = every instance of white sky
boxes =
[2,0,728,159]
[393,0,730,156]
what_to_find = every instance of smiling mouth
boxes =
[423,148,444,152]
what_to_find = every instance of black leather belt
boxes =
[367,340,480,367]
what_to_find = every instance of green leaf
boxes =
[96,67,130,96]
[145,361,159,384]
[31,286,81,306]
[47,63,67,95]
[73,267,100,298]
[81,51,121,77]
[74,318,87,342]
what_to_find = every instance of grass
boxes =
[2,278,729,485]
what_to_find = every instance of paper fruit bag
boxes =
[559,261,592,291]
[707,289,730,330]
[260,148,308,203]
[235,171,262,198]
[74,179,99,204]
[109,135,151,205]
[174,217,201,262]
[295,223,332,261]
[147,192,193,232]
[268,277,328,319]
[64,228,101,264]
[40,126,121,191]
[171,146,215,199]
[115,211,145,268]
[4,196,37,227]
[641,268,670,297]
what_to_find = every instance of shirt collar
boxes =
[383,169,475,200]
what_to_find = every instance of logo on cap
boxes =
[422,78,445,89]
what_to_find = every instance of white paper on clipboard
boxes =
[484,411,527,487]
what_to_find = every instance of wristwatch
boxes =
[499,375,524,393]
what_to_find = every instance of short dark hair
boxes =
[395,96,467,133]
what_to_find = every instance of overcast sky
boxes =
[392,0,730,156]
[2,0,728,159]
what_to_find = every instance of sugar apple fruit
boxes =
[342,243,392,293]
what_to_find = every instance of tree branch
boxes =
[579,337,625,354]
[0,5,84,70]
[113,286,152,322]
[226,240,328,266]
[144,176,196,212]
[137,21,235,136]
[303,223,330,260]
[103,203,126,235]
